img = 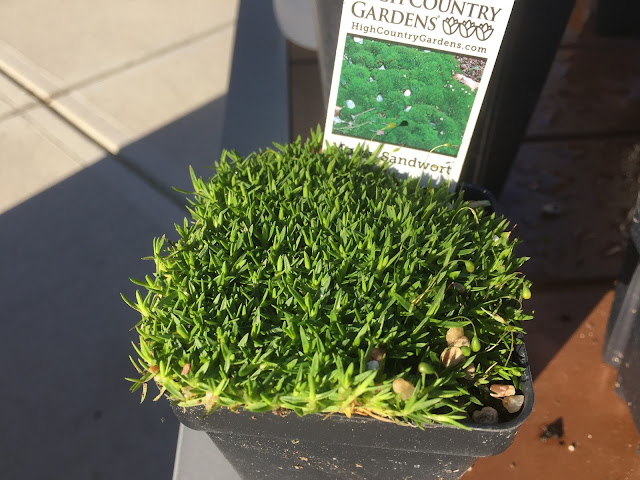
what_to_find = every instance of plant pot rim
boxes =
[172,343,533,458]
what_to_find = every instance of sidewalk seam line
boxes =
[2,76,185,209]
[21,110,99,169]
[0,101,39,122]
[20,99,185,208]
[0,20,234,104]
[52,22,235,99]
[0,25,229,208]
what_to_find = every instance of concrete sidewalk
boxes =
[0,2,238,479]
[3,1,640,480]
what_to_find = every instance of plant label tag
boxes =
[323,0,516,188]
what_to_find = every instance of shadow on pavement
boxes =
[0,97,226,480]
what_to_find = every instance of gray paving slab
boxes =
[0,95,11,116]
[0,105,187,479]
[52,27,234,192]
[0,72,36,118]
[1,5,237,201]
[220,0,288,157]
[117,96,229,196]
[56,27,235,138]
[0,106,85,213]
[0,0,238,95]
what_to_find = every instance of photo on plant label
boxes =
[332,35,487,156]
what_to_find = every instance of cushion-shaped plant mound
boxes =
[125,131,532,428]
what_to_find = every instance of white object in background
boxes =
[272,0,317,50]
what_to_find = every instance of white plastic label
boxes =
[323,0,516,188]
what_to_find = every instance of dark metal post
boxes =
[595,0,640,38]
[460,0,575,194]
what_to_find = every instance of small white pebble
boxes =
[491,384,516,398]
[404,89,412,97]
[346,99,355,109]
[587,434,592,439]
[353,36,363,44]
[367,360,379,370]
[568,443,576,452]
[378,65,386,70]
[376,94,383,102]
[404,105,412,112]
[502,395,525,413]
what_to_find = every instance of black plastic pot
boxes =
[172,341,532,480]
[458,183,499,213]
[604,191,640,443]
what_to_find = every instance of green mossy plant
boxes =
[125,130,532,428]
[333,35,485,156]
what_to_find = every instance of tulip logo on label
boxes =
[442,17,495,40]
